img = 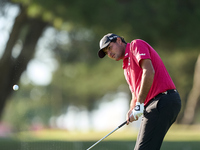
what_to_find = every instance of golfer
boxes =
[98,33,181,150]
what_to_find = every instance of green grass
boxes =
[14,124,200,142]
[0,140,200,150]
[0,125,200,150]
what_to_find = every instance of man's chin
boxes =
[110,56,120,61]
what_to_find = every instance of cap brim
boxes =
[98,41,110,58]
[98,49,106,58]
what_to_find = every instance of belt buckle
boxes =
[162,91,167,95]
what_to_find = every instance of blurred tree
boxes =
[0,0,200,125]
[0,4,48,118]
[181,54,200,124]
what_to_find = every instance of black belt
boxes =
[153,89,177,100]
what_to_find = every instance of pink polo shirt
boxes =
[123,39,176,106]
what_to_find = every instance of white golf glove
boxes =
[132,102,144,120]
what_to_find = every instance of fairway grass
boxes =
[0,125,199,150]
[14,124,200,142]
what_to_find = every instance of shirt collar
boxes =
[124,43,130,59]
[122,43,130,69]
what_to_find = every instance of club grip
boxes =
[118,120,127,128]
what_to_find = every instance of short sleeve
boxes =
[131,39,151,67]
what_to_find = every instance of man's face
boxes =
[103,38,125,61]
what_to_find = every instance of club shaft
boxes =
[86,120,127,150]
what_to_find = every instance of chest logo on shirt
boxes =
[140,53,146,56]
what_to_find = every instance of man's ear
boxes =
[116,37,122,44]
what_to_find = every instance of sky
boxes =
[0,4,57,86]
[26,27,58,86]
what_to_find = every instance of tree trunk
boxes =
[181,54,200,124]
[0,6,48,118]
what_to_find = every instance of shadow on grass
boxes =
[0,139,200,150]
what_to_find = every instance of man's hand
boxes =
[127,102,144,125]
[132,102,144,119]
[126,109,134,125]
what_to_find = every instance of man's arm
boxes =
[130,92,137,109]
[126,92,137,125]
[128,59,155,122]
[137,59,155,104]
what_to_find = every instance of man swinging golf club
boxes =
[97,33,181,150]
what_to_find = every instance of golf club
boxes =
[86,120,128,150]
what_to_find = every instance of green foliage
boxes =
[51,57,127,110]
[158,50,199,101]
[2,0,200,128]
[11,0,200,48]
[3,85,53,130]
